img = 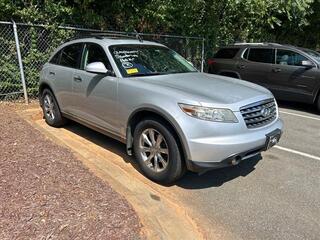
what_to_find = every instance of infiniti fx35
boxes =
[39,37,283,183]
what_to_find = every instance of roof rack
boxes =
[90,32,138,40]
[233,42,283,46]
[234,42,265,45]
[66,32,143,42]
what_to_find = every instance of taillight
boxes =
[207,59,215,65]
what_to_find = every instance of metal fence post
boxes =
[201,38,205,72]
[12,20,28,104]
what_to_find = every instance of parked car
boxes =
[39,37,283,183]
[208,43,320,111]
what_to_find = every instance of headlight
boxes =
[179,103,238,123]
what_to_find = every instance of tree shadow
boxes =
[63,120,262,189]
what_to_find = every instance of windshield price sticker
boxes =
[126,68,139,74]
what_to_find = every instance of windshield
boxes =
[109,44,197,77]
[301,48,320,63]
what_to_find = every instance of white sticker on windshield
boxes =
[122,62,133,68]
[114,50,139,60]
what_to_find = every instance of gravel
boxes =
[0,103,141,240]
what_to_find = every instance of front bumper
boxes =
[187,145,266,172]
[183,118,284,172]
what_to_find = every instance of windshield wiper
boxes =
[128,72,164,77]
[169,70,198,74]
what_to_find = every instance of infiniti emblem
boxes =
[260,107,271,117]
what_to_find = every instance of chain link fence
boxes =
[0,22,22,101]
[0,21,205,102]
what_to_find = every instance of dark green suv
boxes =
[208,43,320,111]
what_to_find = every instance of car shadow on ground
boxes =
[277,100,318,115]
[175,154,262,189]
[63,120,262,189]
[64,120,141,170]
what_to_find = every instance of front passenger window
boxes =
[82,43,112,70]
[276,49,308,66]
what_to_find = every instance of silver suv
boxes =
[39,36,283,183]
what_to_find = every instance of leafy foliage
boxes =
[0,0,319,98]
[1,0,318,48]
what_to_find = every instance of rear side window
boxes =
[247,48,274,64]
[214,48,240,59]
[50,50,61,64]
[60,43,83,68]
[243,49,249,59]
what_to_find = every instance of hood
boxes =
[134,72,272,107]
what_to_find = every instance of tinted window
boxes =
[50,50,61,64]
[247,48,274,63]
[214,48,240,59]
[60,43,82,68]
[276,49,309,66]
[243,48,249,59]
[82,43,112,70]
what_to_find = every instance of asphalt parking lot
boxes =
[23,101,320,240]
[172,101,320,240]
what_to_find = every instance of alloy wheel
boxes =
[139,128,169,172]
[43,94,55,121]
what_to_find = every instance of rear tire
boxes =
[317,94,320,112]
[133,118,186,184]
[41,89,66,127]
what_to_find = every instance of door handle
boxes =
[238,64,245,69]
[73,75,82,82]
[273,68,282,73]
[49,71,55,76]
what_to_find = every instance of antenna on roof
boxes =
[134,30,143,42]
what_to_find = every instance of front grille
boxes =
[240,98,277,129]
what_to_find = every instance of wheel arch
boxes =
[313,85,320,104]
[218,70,241,79]
[38,82,55,106]
[126,108,190,167]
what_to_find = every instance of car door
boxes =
[48,43,83,113]
[72,42,119,135]
[269,48,319,102]
[237,48,275,88]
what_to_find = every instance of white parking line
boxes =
[279,110,320,121]
[274,145,320,161]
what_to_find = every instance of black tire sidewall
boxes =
[133,119,184,184]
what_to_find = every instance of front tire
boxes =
[133,119,186,184]
[41,89,66,127]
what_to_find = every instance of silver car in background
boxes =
[39,36,283,183]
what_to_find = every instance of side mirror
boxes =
[85,62,109,74]
[301,60,314,68]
